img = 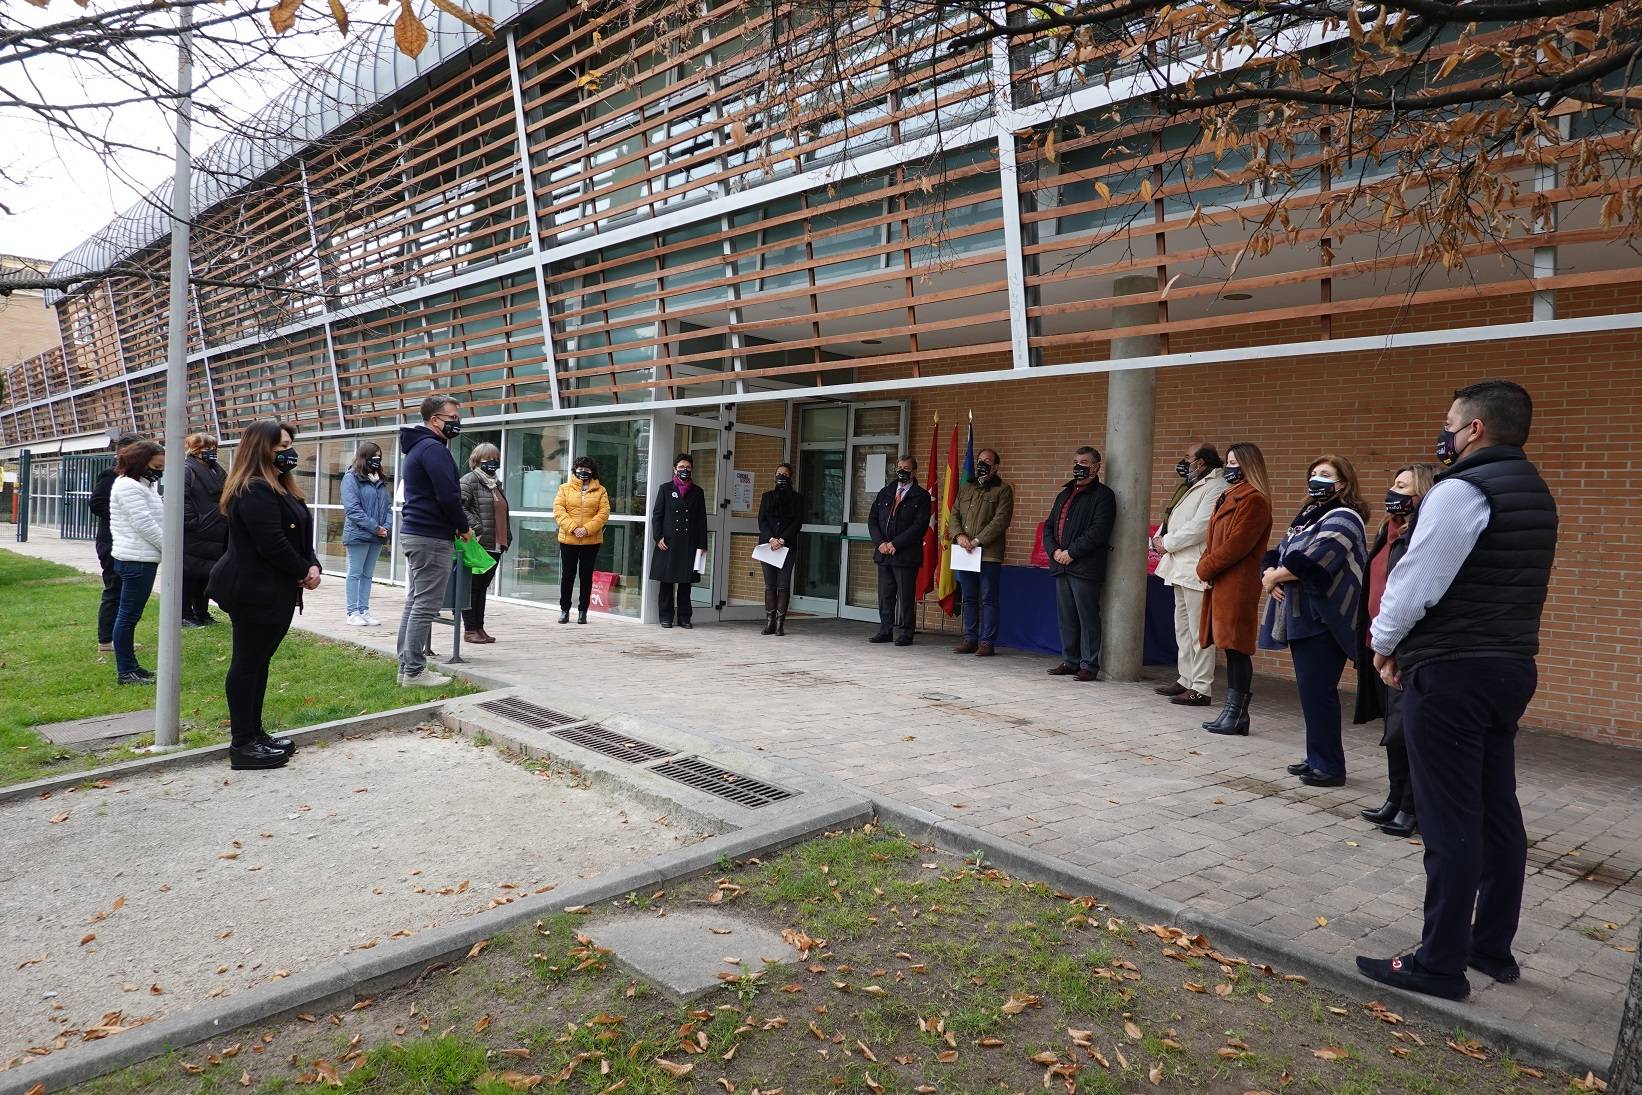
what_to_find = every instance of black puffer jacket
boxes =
[182,455,228,580]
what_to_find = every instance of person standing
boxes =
[208,420,319,772]
[1153,443,1226,706]
[1260,455,1369,787]
[866,455,932,647]
[397,393,473,686]
[108,440,166,686]
[948,447,1013,657]
[459,443,510,645]
[89,431,143,653]
[1042,446,1115,681]
[756,462,803,636]
[1357,381,1557,1002]
[1196,443,1274,736]
[180,433,227,628]
[341,441,392,626]
[1354,463,1436,838]
[649,453,708,628]
[554,456,611,625]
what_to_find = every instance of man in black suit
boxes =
[867,454,932,646]
[1042,445,1116,681]
[88,431,144,654]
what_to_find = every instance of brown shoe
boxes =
[1154,682,1187,697]
[1074,668,1099,682]
[1171,689,1212,707]
[464,629,491,645]
[953,640,978,655]
[1047,663,1078,676]
[477,630,497,644]
[975,643,995,657]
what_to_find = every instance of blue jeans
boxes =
[345,541,384,615]
[956,562,1001,644]
[111,559,158,676]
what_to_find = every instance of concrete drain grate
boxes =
[552,724,678,764]
[477,697,584,729]
[650,756,797,809]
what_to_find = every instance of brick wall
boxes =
[0,292,60,369]
[893,290,1642,747]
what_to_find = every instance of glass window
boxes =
[801,405,847,443]
[495,515,563,605]
[852,405,901,438]
[450,428,502,474]
[316,509,349,577]
[799,448,845,525]
[505,423,572,512]
[673,424,719,507]
[581,418,650,516]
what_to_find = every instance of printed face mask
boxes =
[1071,464,1090,480]
[774,474,791,488]
[366,457,383,471]
[480,461,500,474]
[441,417,462,436]
[975,461,992,478]
[1307,476,1338,499]
[273,449,300,473]
[201,449,218,463]
[1175,459,1191,479]
[895,468,912,483]
[575,467,593,481]
[1384,490,1415,516]
[1223,466,1245,486]
[675,467,692,481]
[142,467,163,483]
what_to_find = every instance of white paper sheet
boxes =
[864,453,888,492]
[950,543,983,573]
[751,543,789,567]
[693,548,708,573]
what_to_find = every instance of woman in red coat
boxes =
[1196,442,1274,736]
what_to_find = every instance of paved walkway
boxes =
[9,532,1638,1058]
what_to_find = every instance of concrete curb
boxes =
[0,700,469,807]
[0,796,871,1095]
[865,794,1610,1081]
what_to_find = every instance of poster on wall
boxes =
[731,469,755,511]
[590,571,620,613]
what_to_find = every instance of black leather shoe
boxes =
[1468,952,1521,984]
[1379,810,1417,837]
[259,733,296,757]
[869,633,893,644]
[1286,760,1311,776]
[1355,954,1469,1001]
[893,636,913,647]
[661,620,675,629]
[1360,798,1398,824]
[678,619,693,630]
[1299,768,1346,787]
[1046,663,1078,675]
[229,741,290,771]
[577,611,588,625]
[1154,682,1187,697]
[558,610,570,624]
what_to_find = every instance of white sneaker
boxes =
[347,613,368,626]
[364,615,382,627]
[398,668,452,688]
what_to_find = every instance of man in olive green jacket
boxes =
[949,447,1015,656]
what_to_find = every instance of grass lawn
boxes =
[0,548,474,787]
[62,826,1580,1095]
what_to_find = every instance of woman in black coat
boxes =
[648,453,708,629]
[756,462,803,636]
[181,432,227,627]
[207,420,321,772]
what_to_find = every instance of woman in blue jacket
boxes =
[341,441,392,626]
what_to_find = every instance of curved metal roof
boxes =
[46,0,535,303]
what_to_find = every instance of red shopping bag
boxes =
[590,570,620,612]
[1029,521,1050,568]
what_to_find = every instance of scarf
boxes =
[672,476,692,497]
[473,468,510,550]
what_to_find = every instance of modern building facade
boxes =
[3,2,1639,746]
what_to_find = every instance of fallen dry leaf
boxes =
[50,812,70,824]
[1446,1037,1487,1062]
[79,934,96,947]
[467,940,490,960]
[1149,1062,1164,1084]
[936,1050,958,1063]
[654,1058,693,1078]
[1214,983,1234,997]
[1123,1021,1143,1041]
[474,1015,493,1034]
[17,954,47,970]
[1313,1047,1350,1061]
[1183,981,1207,994]
[1315,916,1328,927]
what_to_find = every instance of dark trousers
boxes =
[224,608,293,748]
[875,565,917,639]
[1289,633,1347,778]
[1403,657,1536,976]
[560,543,600,613]
[761,558,795,597]
[1373,676,1415,814]
[957,562,1002,644]
[182,572,213,623]
[97,552,122,644]
[1053,574,1102,670]
[1225,649,1253,692]
[111,559,158,676]
[657,581,693,623]
[461,548,503,630]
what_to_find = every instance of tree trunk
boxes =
[1612,922,1642,1094]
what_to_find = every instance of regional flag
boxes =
[935,422,960,615]
[916,414,940,600]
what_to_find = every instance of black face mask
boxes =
[774,475,791,489]
[575,467,593,482]
[273,449,300,473]
[1223,466,1245,486]
[440,417,462,437]
[675,467,692,482]
[479,461,500,474]
[1307,476,1338,499]
[974,462,992,479]
[201,450,218,464]
[366,457,383,472]
[1384,490,1415,516]
[895,469,912,484]
[1071,464,1091,481]
[142,468,163,483]
[1175,459,1191,480]
[1435,424,1472,467]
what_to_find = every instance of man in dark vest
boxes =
[1356,380,1558,1001]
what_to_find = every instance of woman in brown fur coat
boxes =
[1196,442,1274,736]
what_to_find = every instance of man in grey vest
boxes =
[1356,380,1558,1001]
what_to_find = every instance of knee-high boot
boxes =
[775,588,790,636]
[761,589,778,635]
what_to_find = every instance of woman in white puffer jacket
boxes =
[108,439,167,685]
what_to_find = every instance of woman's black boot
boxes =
[1202,689,1251,736]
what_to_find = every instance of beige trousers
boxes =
[1172,584,1215,695]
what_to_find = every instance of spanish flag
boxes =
[935,421,960,615]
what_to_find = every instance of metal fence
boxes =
[59,453,113,541]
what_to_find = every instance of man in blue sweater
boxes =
[396,393,473,687]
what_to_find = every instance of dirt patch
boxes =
[57,829,1582,1095]
[0,727,701,1069]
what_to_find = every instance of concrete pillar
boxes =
[1100,274,1159,681]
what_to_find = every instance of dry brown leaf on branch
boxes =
[427,0,497,38]
[394,0,430,58]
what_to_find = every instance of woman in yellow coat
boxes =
[553,456,611,624]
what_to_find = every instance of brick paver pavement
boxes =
[10,532,1637,1058]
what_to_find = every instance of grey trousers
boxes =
[1054,574,1103,671]
[398,534,453,676]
